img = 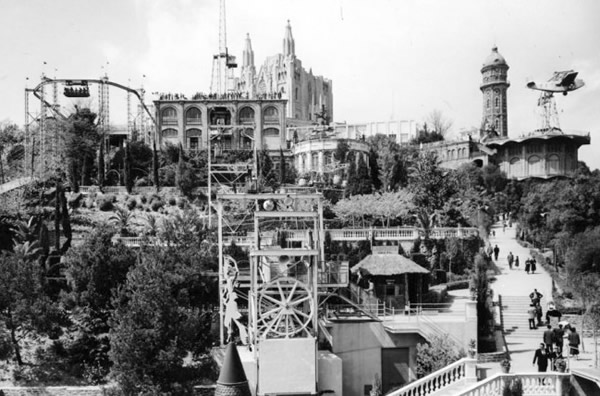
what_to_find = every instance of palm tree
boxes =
[110,206,135,236]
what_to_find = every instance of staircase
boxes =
[500,295,546,338]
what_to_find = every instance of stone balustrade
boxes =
[458,372,570,396]
[386,358,477,396]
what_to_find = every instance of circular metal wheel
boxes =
[257,277,314,338]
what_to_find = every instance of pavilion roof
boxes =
[351,254,429,277]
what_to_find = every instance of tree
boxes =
[98,136,105,188]
[123,142,133,194]
[416,334,463,378]
[279,147,286,185]
[367,135,402,191]
[0,242,62,365]
[110,249,216,394]
[426,109,453,137]
[62,226,137,378]
[64,108,101,190]
[0,122,23,183]
[152,140,160,192]
[347,155,372,196]
[334,139,350,163]
[408,151,456,212]
[176,143,185,194]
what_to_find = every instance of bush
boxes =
[126,198,137,211]
[151,200,164,212]
[99,197,114,211]
[168,197,177,206]
[177,198,187,210]
[140,195,148,204]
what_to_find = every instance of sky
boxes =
[1,0,599,168]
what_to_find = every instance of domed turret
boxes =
[482,46,507,70]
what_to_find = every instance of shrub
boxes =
[140,195,148,204]
[416,334,464,378]
[126,198,137,211]
[177,198,187,210]
[151,200,164,212]
[99,197,114,211]
[168,197,177,206]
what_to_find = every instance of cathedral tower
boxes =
[283,20,295,58]
[480,46,509,138]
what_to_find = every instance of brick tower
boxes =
[480,46,510,138]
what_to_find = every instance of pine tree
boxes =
[123,142,133,194]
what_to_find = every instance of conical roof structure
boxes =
[215,343,251,396]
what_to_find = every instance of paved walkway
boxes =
[479,221,598,376]
[0,176,33,195]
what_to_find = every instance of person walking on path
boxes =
[528,305,538,330]
[543,324,554,352]
[507,252,514,269]
[568,327,581,360]
[553,324,565,354]
[530,289,543,306]
[525,259,531,274]
[515,256,520,269]
[531,258,537,274]
[533,343,550,372]
[493,244,500,261]
[536,304,544,327]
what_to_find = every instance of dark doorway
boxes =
[381,347,409,393]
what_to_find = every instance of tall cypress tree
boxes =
[98,137,105,188]
[152,139,160,193]
[279,147,286,185]
[124,142,133,194]
[176,143,184,194]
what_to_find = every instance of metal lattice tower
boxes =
[210,0,237,94]
[127,79,133,136]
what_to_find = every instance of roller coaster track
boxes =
[26,78,157,126]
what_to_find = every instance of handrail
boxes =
[386,358,475,396]
[458,372,569,396]
[414,313,464,347]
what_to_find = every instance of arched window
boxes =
[162,128,178,139]
[161,107,177,125]
[547,154,560,174]
[495,97,500,108]
[185,107,202,124]
[528,155,543,176]
[264,106,279,123]
[509,157,521,178]
[239,107,255,124]
[263,128,279,137]
[486,99,490,109]
[311,152,319,171]
[495,119,499,130]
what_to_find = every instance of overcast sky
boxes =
[1,0,599,168]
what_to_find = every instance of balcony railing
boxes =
[458,372,570,396]
[386,358,477,396]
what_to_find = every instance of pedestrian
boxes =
[530,289,543,306]
[543,324,554,352]
[536,304,544,327]
[493,245,500,261]
[531,258,537,274]
[568,327,581,360]
[533,343,550,372]
[528,304,537,330]
[507,252,514,269]
[525,259,531,274]
[503,222,506,233]
[553,324,565,355]
[515,256,520,269]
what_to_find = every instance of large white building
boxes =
[235,21,333,125]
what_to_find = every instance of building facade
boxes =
[153,98,287,152]
[236,21,333,124]
[480,46,509,139]
[292,137,370,177]
[485,132,589,180]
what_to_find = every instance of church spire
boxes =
[283,20,295,57]
[243,33,254,68]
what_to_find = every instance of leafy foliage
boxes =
[415,334,463,378]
